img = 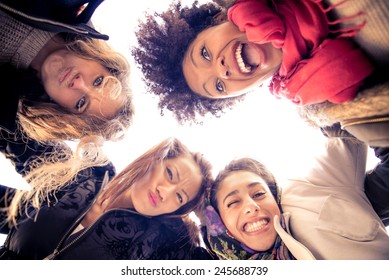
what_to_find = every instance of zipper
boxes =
[43,172,144,260]
[0,3,88,35]
[341,116,389,128]
[44,207,141,260]
[44,171,111,260]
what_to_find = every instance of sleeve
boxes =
[365,146,389,226]
[295,124,368,191]
[0,184,17,234]
[0,129,71,176]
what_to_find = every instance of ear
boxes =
[213,12,228,24]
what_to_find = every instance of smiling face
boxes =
[182,22,282,99]
[40,49,125,119]
[216,170,281,251]
[128,154,203,216]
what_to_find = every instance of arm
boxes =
[365,146,389,226]
[0,184,17,234]
[297,124,368,191]
[0,129,71,176]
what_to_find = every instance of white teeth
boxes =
[244,219,268,232]
[236,43,252,73]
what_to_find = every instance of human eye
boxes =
[200,46,210,61]
[166,167,173,181]
[93,76,104,87]
[76,96,86,112]
[216,79,225,93]
[253,191,266,199]
[176,192,183,204]
[227,199,239,208]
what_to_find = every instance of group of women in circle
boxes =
[0,0,388,260]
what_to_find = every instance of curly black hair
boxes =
[132,0,245,124]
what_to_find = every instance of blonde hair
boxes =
[17,36,133,142]
[7,135,109,225]
[5,37,134,224]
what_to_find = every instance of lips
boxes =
[234,42,263,75]
[149,191,159,208]
[59,67,73,85]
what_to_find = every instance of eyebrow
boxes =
[190,45,213,98]
[202,84,213,97]
[189,45,198,68]
[222,182,262,204]
[222,189,239,204]
[182,189,190,203]
[173,165,190,202]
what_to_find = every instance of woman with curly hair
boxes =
[132,0,384,121]
[132,0,241,124]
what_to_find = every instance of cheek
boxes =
[220,208,238,233]
[225,79,260,95]
[46,89,76,108]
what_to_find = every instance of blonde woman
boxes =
[0,0,133,142]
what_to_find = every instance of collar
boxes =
[275,213,316,260]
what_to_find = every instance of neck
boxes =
[100,187,134,212]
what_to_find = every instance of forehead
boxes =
[166,153,200,175]
[197,22,241,40]
[218,170,268,194]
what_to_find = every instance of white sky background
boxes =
[0,0,383,243]
[0,0,379,189]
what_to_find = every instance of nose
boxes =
[156,183,175,202]
[243,199,260,215]
[216,56,230,79]
[69,74,87,91]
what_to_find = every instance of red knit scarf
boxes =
[228,0,374,105]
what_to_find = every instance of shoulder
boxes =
[92,211,202,259]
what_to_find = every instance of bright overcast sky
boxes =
[0,0,379,191]
[0,0,385,245]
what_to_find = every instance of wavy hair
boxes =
[18,35,133,142]
[132,0,244,124]
[7,135,110,225]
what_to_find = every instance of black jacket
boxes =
[0,0,108,40]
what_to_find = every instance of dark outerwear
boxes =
[0,0,108,40]
[0,134,213,260]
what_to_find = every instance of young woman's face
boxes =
[216,170,281,251]
[40,49,125,119]
[129,153,203,216]
[183,22,282,99]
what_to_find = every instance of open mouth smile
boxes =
[235,43,260,74]
[243,218,269,233]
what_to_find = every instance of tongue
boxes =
[242,43,261,67]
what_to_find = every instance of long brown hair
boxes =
[100,137,214,217]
